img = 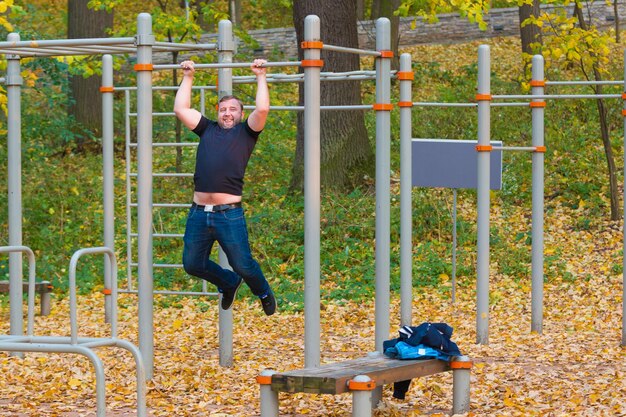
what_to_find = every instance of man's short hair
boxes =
[218,95,244,111]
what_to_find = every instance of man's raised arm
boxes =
[247,58,270,132]
[174,60,202,130]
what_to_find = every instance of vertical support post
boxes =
[257,370,279,417]
[6,33,23,356]
[135,13,155,379]
[475,45,491,345]
[531,55,545,334]
[399,53,413,326]
[218,249,234,366]
[623,48,626,346]
[451,356,472,414]
[217,19,235,368]
[374,17,391,353]
[452,189,458,304]
[124,90,133,292]
[349,375,375,417]
[101,54,114,324]
[303,14,321,369]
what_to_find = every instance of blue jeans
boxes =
[182,205,269,296]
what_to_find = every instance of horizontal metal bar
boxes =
[128,112,176,117]
[127,142,197,147]
[491,102,529,107]
[322,44,381,57]
[130,233,184,238]
[129,262,184,268]
[413,102,477,107]
[154,41,217,50]
[129,203,190,208]
[129,173,193,178]
[0,37,136,49]
[494,94,622,100]
[119,289,218,297]
[153,61,301,71]
[492,146,536,151]
[239,104,373,111]
[115,85,215,92]
[546,80,623,86]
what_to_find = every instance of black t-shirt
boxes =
[192,115,261,195]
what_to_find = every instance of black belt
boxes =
[192,202,242,212]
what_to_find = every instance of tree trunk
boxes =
[614,0,620,43]
[370,0,381,19]
[518,0,542,56]
[291,0,374,191]
[229,0,242,26]
[575,3,620,220]
[192,0,216,32]
[67,0,113,139]
[356,0,365,20]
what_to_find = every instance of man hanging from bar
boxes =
[174,58,276,316]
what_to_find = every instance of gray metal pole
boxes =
[217,19,235,368]
[476,45,491,344]
[351,375,374,417]
[135,13,155,379]
[6,33,23,351]
[452,356,472,414]
[399,53,413,326]
[623,48,626,346]
[531,55,545,334]
[452,189,457,304]
[303,14,321,368]
[258,369,279,417]
[102,54,114,324]
[374,17,391,352]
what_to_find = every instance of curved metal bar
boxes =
[69,247,117,343]
[114,339,148,417]
[0,342,107,417]
[0,245,36,336]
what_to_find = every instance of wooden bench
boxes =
[257,352,471,416]
[0,281,53,316]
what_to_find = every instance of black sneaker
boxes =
[260,288,276,316]
[220,278,242,310]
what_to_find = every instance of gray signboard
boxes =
[412,139,503,190]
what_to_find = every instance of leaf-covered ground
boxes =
[1,198,625,417]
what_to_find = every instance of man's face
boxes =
[217,98,243,129]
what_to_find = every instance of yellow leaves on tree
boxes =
[0,0,14,32]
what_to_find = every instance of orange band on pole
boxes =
[133,63,153,71]
[450,361,473,370]
[348,380,376,391]
[534,146,547,153]
[475,94,492,101]
[301,41,323,49]
[621,92,626,100]
[301,59,324,68]
[99,86,114,93]
[396,71,414,80]
[530,80,546,87]
[373,103,393,111]
[397,101,413,107]
[379,50,394,58]
[256,375,272,385]
[476,145,492,152]
[622,109,626,116]
[529,101,546,108]
[102,288,112,295]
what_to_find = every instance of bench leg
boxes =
[40,281,51,316]
[258,370,279,417]
[452,357,472,414]
[350,375,375,417]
